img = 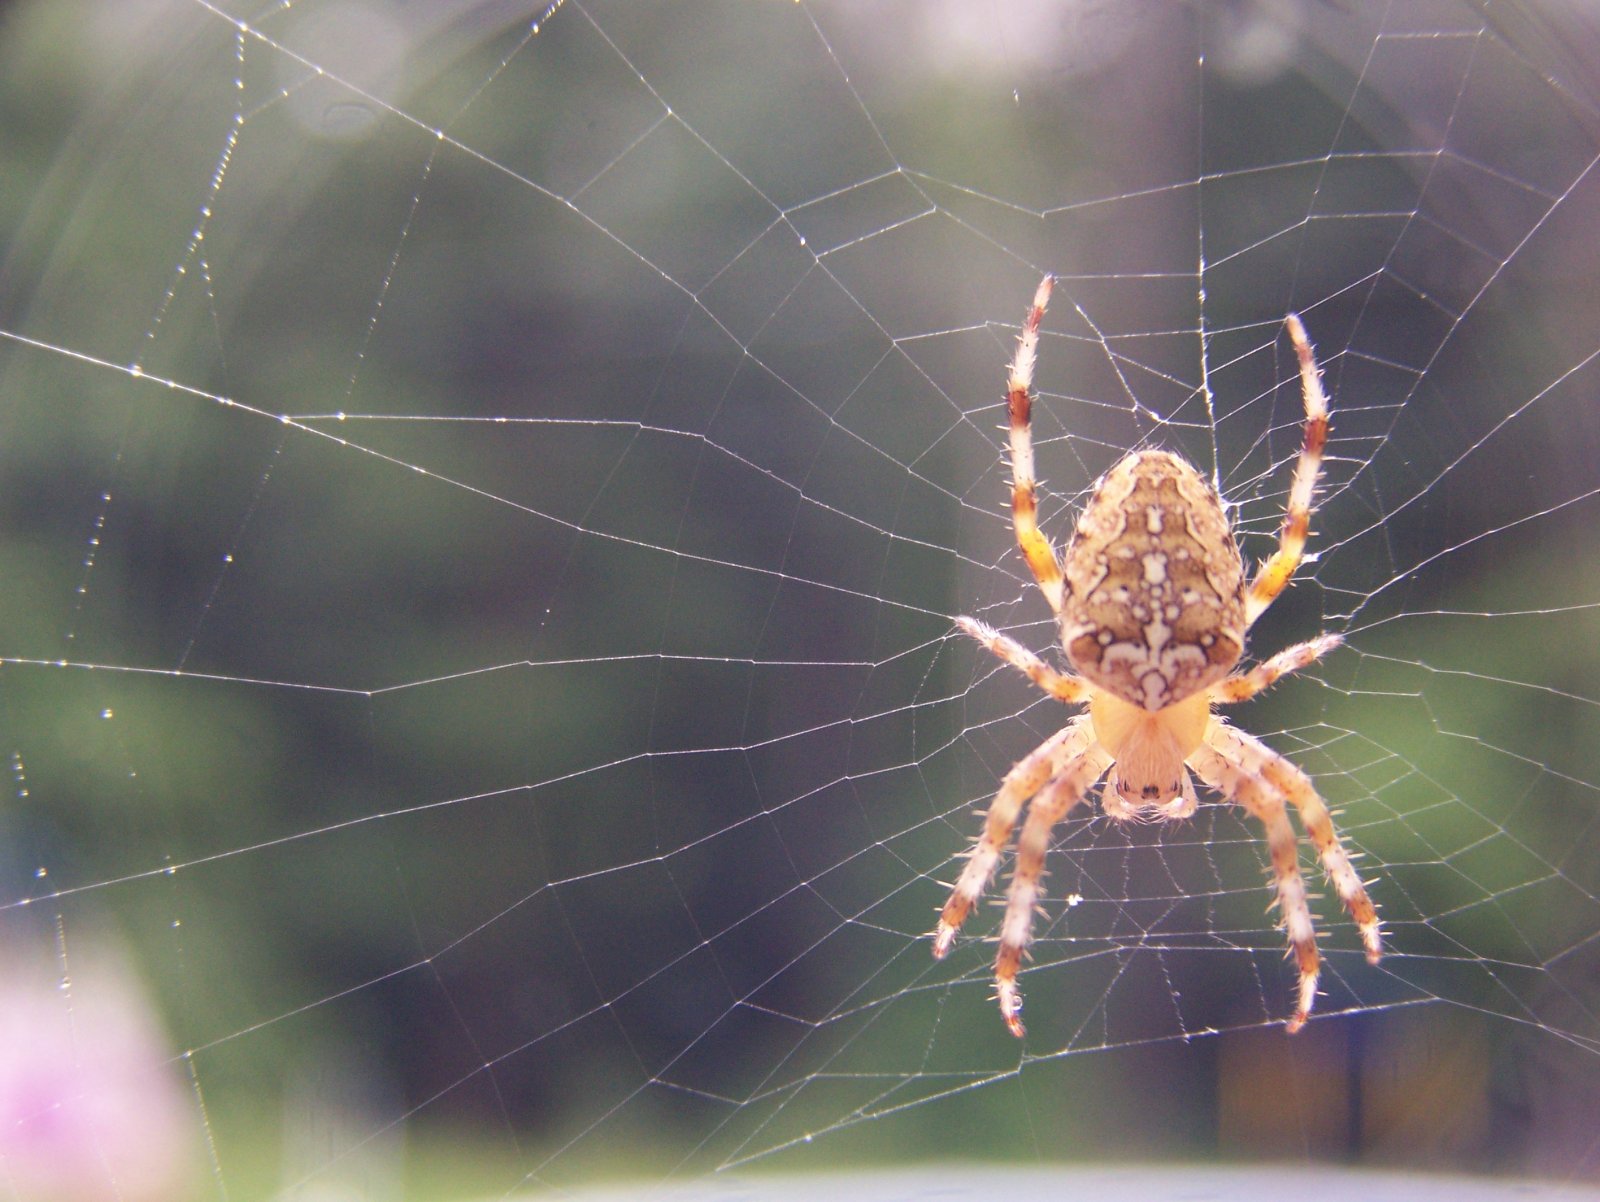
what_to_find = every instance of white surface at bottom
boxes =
[535,1163,1600,1202]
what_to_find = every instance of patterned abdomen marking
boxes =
[1061,451,1245,710]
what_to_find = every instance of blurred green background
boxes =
[2,1,1600,1199]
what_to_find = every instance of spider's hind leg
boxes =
[1005,275,1067,617]
[1243,314,1331,628]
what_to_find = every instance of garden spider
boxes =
[934,276,1382,1037]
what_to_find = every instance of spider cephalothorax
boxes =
[933,276,1381,1036]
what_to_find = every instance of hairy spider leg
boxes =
[1188,741,1321,1031]
[1208,721,1383,964]
[993,741,1112,1037]
[1006,276,1065,616]
[934,718,1094,959]
[1244,314,1331,628]
[1208,634,1342,705]
[955,615,1089,704]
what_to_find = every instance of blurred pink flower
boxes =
[0,938,197,1202]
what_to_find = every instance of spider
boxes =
[933,276,1382,1037]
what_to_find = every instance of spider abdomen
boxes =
[1061,450,1245,711]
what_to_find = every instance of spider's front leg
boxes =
[1188,741,1321,1031]
[934,719,1091,960]
[1209,722,1382,964]
[992,740,1111,1037]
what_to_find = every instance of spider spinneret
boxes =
[933,275,1382,1037]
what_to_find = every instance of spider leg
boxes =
[1188,740,1320,1032]
[956,615,1089,704]
[994,740,1112,1038]
[1207,633,1341,705]
[1244,314,1331,629]
[934,718,1094,961]
[1207,721,1382,964]
[1006,275,1066,617]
